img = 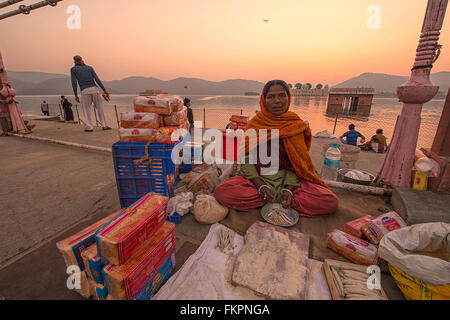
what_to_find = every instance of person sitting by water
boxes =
[41,101,49,116]
[362,129,388,153]
[339,124,365,146]
[225,117,233,130]
[62,98,74,122]
[214,80,338,217]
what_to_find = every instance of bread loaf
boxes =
[119,128,155,142]
[134,96,176,115]
[103,222,175,300]
[361,211,407,245]
[326,230,378,266]
[120,112,161,129]
[162,107,187,126]
[95,193,168,266]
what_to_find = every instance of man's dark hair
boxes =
[43,101,46,103]
[263,80,291,99]
[349,124,355,130]
[377,129,383,134]
[184,98,191,106]
[61,96,65,99]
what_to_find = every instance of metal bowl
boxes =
[337,168,375,186]
[261,203,299,228]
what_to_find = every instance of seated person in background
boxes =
[363,129,388,153]
[214,80,338,217]
[340,124,365,146]
[225,117,232,130]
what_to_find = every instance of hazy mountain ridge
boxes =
[7,70,450,95]
[334,72,450,94]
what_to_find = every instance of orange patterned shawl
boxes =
[244,88,327,187]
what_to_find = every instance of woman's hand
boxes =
[281,187,294,209]
[260,186,275,204]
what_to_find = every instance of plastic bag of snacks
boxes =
[120,112,161,129]
[153,125,188,145]
[102,222,175,300]
[157,94,184,112]
[361,211,407,245]
[81,244,104,285]
[134,96,174,115]
[95,194,168,266]
[343,215,374,238]
[162,107,188,126]
[326,230,378,266]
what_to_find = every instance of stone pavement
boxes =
[0,119,407,300]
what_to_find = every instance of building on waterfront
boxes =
[291,87,329,97]
[326,88,375,115]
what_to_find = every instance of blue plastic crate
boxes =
[166,213,182,224]
[112,141,181,208]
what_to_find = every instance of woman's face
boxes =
[265,85,289,116]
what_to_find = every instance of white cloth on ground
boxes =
[153,223,331,300]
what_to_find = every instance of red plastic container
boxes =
[222,132,241,162]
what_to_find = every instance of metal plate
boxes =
[261,203,299,227]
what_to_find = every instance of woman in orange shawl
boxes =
[214,80,338,217]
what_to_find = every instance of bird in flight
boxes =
[263,19,270,23]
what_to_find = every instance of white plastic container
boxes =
[321,143,341,181]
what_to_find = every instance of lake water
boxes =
[16,94,445,148]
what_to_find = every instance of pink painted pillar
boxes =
[377,0,448,187]
[0,50,29,134]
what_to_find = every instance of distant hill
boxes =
[7,70,449,96]
[334,72,450,94]
[8,71,265,95]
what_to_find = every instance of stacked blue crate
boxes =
[112,141,181,208]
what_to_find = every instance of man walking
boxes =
[70,55,111,132]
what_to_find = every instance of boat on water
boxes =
[244,92,259,96]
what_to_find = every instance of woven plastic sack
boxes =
[378,222,450,287]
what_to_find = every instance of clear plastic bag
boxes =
[167,192,194,216]
[414,149,441,177]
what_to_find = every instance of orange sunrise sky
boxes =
[0,0,448,86]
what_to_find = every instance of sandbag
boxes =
[81,244,104,285]
[326,230,378,266]
[361,211,407,245]
[103,222,175,300]
[378,222,450,287]
[95,194,168,266]
[120,112,161,129]
[194,194,229,225]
